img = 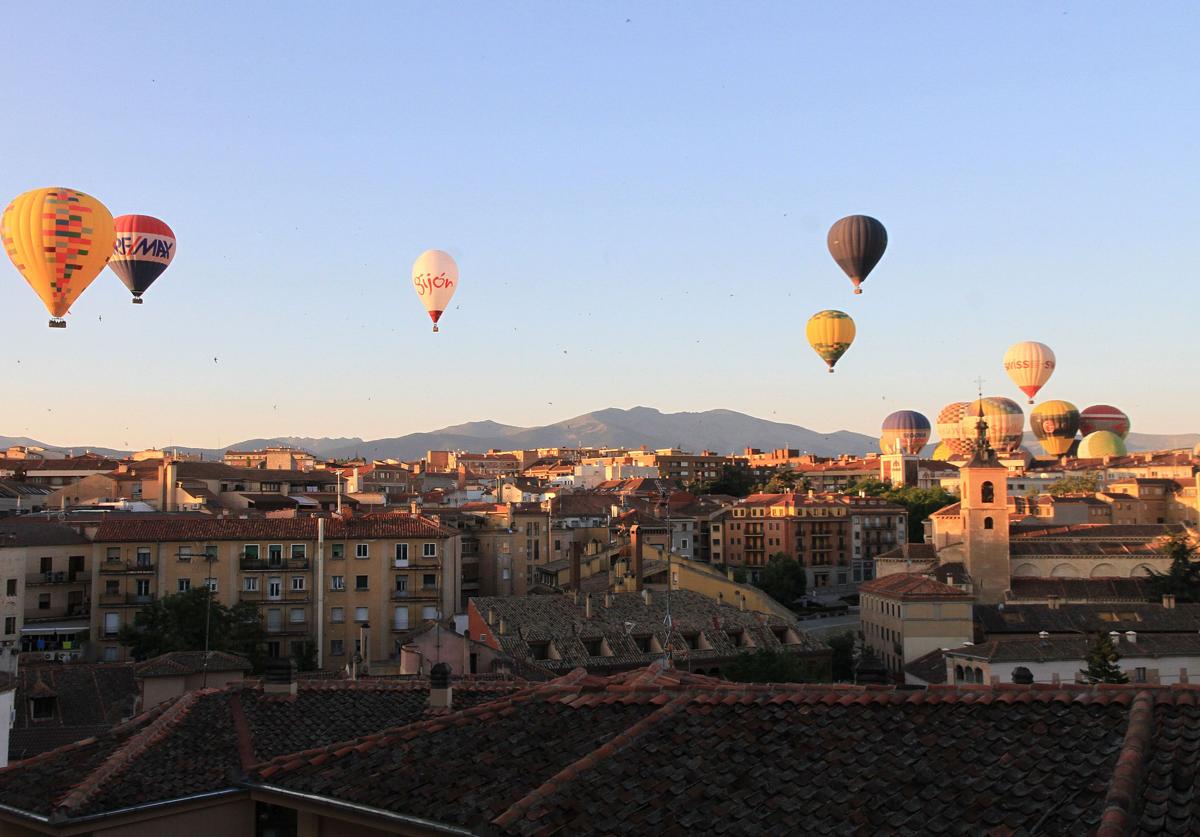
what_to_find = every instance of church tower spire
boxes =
[958,406,1010,604]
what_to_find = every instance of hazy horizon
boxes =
[3,4,1197,446]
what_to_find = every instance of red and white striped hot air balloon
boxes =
[1003,341,1056,404]
[412,249,458,332]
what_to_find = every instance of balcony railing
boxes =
[27,571,87,586]
[100,560,157,574]
[99,593,156,606]
[240,557,310,571]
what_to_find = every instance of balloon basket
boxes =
[853,288,862,295]
[48,319,66,329]
[828,368,834,374]
[432,325,439,333]
[132,297,143,305]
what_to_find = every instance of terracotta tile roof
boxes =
[875,542,939,564]
[92,514,455,542]
[951,634,1200,664]
[858,572,972,600]
[903,648,948,684]
[1008,576,1154,602]
[1012,523,1185,541]
[976,603,1200,635]
[134,651,253,678]
[9,664,138,762]
[0,520,90,548]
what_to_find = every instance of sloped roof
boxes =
[134,651,253,678]
[858,572,972,600]
[93,514,455,542]
[10,664,138,762]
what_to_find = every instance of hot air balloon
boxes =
[1,187,116,327]
[935,402,974,458]
[1078,430,1128,459]
[931,442,952,462]
[108,215,176,303]
[1031,400,1080,457]
[880,410,931,455]
[1003,341,1056,404]
[1079,405,1130,440]
[412,249,458,332]
[961,397,1025,453]
[827,215,887,295]
[805,310,855,372]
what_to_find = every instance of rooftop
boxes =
[134,651,253,678]
[92,514,456,542]
[858,572,973,600]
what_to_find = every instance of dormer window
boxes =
[30,696,55,721]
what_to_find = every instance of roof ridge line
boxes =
[491,690,694,830]
[227,692,257,771]
[54,689,206,815]
[1096,690,1156,837]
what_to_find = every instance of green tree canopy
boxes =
[756,553,807,608]
[1045,474,1101,496]
[722,649,821,683]
[761,468,808,495]
[846,479,957,542]
[1080,632,1128,684]
[117,589,264,667]
[825,631,856,682]
[1148,536,1200,603]
[691,465,757,498]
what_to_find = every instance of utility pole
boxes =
[202,547,217,688]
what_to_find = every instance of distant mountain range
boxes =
[3,407,1197,464]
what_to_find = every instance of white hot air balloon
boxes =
[411,249,459,332]
[1003,341,1056,404]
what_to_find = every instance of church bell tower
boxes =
[958,408,1010,604]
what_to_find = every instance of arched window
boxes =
[974,667,984,684]
[984,517,994,530]
[955,665,964,682]
[981,481,995,503]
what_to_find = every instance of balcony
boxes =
[240,556,309,571]
[99,593,156,606]
[100,560,157,574]
[27,571,87,586]
[284,589,311,602]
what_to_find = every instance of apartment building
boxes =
[0,519,92,660]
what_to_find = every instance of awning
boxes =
[21,620,89,634]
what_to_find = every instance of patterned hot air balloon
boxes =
[1031,400,1080,457]
[412,249,458,332]
[109,215,176,303]
[1078,430,1128,459]
[931,442,952,462]
[827,215,887,294]
[1,187,116,327]
[961,397,1025,453]
[1003,341,1056,404]
[1079,405,1130,440]
[880,410,931,455]
[936,402,974,458]
[805,310,855,372]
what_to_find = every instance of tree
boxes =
[1080,632,1128,684]
[723,649,818,683]
[117,589,264,667]
[756,553,807,608]
[826,631,856,682]
[697,465,757,499]
[762,468,806,495]
[292,640,319,672]
[1046,474,1101,496]
[1148,535,1200,602]
[846,479,957,542]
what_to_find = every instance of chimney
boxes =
[1163,593,1176,609]
[641,588,652,607]
[1125,630,1137,645]
[429,662,452,710]
[1046,594,1060,610]
[410,500,420,515]
[629,524,644,591]
[737,591,746,612]
[497,618,506,636]
[604,593,613,608]
[263,658,297,696]
[570,541,583,591]
[487,607,496,625]
[585,593,593,619]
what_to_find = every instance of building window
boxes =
[31,696,56,720]
[244,577,260,592]
[981,481,994,503]
[244,544,260,560]
[106,547,121,561]
[1135,667,1147,683]
[395,576,408,594]
[267,609,283,633]
[355,575,369,591]
[136,548,152,568]
[331,575,345,591]
[291,576,306,591]
[268,544,283,566]
[104,613,119,637]
[394,606,409,630]
[423,543,437,558]
[355,544,369,560]
[37,593,50,610]
[395,543,409,566]
[984,517,994,530]
[331,607,345,623]
[330,639,344,656]
[289,608,305,624]
[422,605,438,620]
[135,579,150,597]
[206,577,218,592]
[423,573,437,589]
[4,579,14,596]
[290,544,307,561]
[355,606,369,623]
[103,646,119,662]
[178,579,191,592]
[331,543,345,560]
[3,616,15,635]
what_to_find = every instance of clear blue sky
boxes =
[1,2,1196,449]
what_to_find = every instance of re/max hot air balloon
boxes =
[961,397,1025,453]
[1031,400,1080,457]
[1078,430,1128,459]
[108,215,176,303]
[1,187,116,327]
[412,249,458,332]
[1003,341,1056,404]
[1079,405,1130,440]
[936,402,973,458]
[806,310,855,372]
[880,410,931,455]
[827,215,887,295]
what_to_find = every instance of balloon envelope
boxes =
[1078,430,1128,459]
[109,215,176,302]
[1003,341,1056,404]
[805,310,855,372]
[1079,405,1130,440]
[931,442,952,461]
[412,249,458,332]
[1031,400,1080,457]
[1,187,115,325]
[961,397,1025,453]
[936,402,973,457]
[827,215,887,294]
[880,410,931,455]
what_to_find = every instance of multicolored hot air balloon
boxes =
[1,187,116,327]
[1003,341,1056,404]
[961,397,1025,453]
[880,410,931,455]
[1080,405,1130,440]
[936,401,973,458]
[1031,400,1080,457]
[827,215,887,295]
[805,310,855,372]
[412,249,458,332]
[1078,430,1127,459]
[931,442,952,462]
[108,215,176,303]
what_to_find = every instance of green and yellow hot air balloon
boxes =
[1031,400,1080,457]
[806,310,855,373]
[1078,430,1127,459]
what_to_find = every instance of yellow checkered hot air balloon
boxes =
[1,187,116,327]
[806,310,855,373]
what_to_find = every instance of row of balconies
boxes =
[26,571,88,586]
[239,557,311,571]
[100,560,157,574]
[98,592,156,606]
[238,589,312,604]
